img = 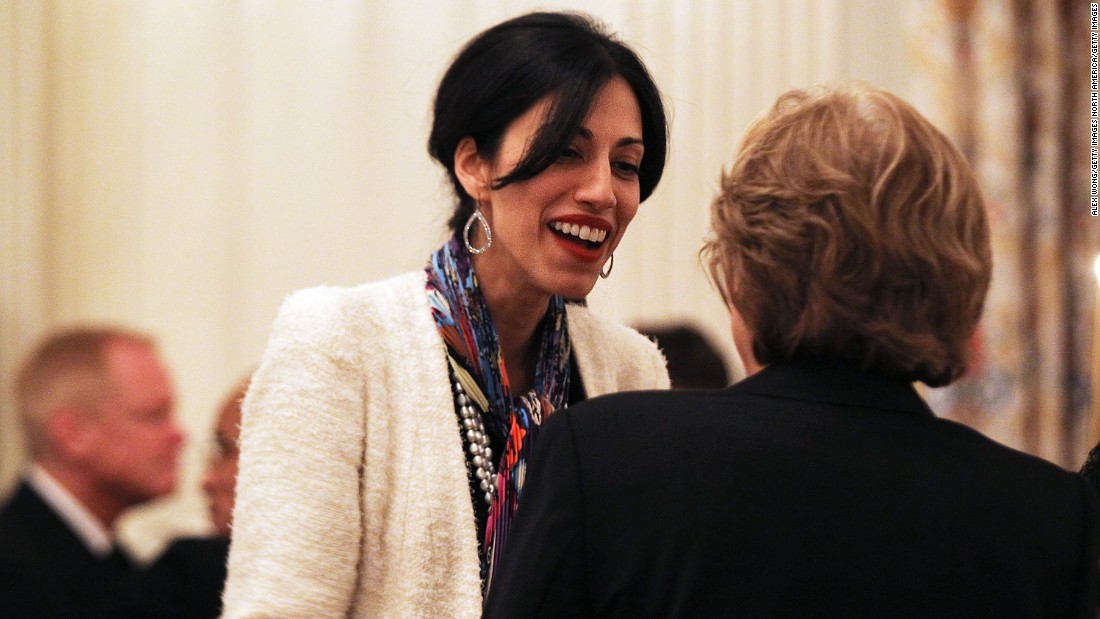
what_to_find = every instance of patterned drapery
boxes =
[911,0,1098,468]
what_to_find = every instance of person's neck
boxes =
[40,462,125,531]
[473,256,550,395]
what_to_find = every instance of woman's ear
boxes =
[454,137,490,203]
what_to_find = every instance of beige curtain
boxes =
[0,1,48,498]
[913,0,1097,468]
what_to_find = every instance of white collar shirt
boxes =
[26,464,113,558]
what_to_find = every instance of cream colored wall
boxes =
[1,0,48,506]
[1,0,912,559]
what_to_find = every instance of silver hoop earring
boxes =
[463,208,492,254]
[600,253,614,279]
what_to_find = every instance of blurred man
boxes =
[202,373,247,537]
[135,373,249,619]
[0,326,184,619]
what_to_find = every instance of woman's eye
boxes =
[614,161,640,177]
[558,147,582,161]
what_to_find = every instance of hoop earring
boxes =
[600,253,614,279]
[463,208,492,254]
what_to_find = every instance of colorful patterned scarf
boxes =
[425,234,572,595]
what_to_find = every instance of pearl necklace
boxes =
[450,367,498,505]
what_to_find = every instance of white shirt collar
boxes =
[26,464,114,557]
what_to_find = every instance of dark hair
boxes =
[635,323,730,389]
[1081,441,1100,497]
[702,83,991,387]
[428,11,668,235]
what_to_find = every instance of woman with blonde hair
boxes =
[485,83,1100,618]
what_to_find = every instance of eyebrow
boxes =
[576,127,644,148]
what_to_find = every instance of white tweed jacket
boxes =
[220,271,670,619]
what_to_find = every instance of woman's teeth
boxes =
[551,221,608,243]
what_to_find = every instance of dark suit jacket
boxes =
[0,481,136,619]
[126,536,230,619]
[484,362,1100,618]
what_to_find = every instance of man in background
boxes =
[135,372,249,618]
[202,372,248,538]
[0,326,184,618]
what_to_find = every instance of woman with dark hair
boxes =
[484,83,1100,617]
[220,11,670,618]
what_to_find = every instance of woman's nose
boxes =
[574,161,617,210]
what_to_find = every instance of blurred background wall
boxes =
[1,0,1092,559]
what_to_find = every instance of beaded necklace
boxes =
[448,356,497,505]
[425,235,572,591]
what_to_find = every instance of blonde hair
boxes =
[16,326,155,457]
[702,83,991,386]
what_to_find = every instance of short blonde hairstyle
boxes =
[16,326,155,457]
[702,83,991,386]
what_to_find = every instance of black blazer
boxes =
[127,536,230,619]
[0,481,136,619]
[484,362,1100,618]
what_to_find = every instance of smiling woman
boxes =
[453,76,646,333]
[220,11,671,619]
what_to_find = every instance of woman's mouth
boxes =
[549,220,609,250]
